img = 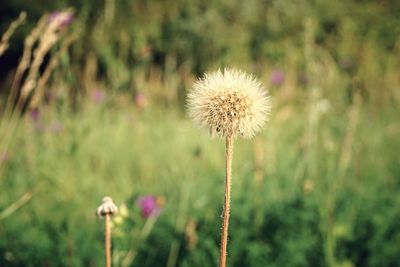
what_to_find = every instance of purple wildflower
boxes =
[270,70,285,86]
[29,108,40,121]
[90,89,106,103]
[136,195,161,219]
[134,92,147,108]
[49,121,64,133]
[28,108,45,132]
[33,122,45,132]
[48,11,74,28]
[1,150,10,163]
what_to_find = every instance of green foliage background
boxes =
[0,0,400,266]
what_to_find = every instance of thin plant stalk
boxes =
[187,68,270,266]
[104,213,111,267]
[97,197,117,267]
[0,12,26,56]
[220,135,233,267]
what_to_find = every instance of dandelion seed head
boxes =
[187,68,271,138]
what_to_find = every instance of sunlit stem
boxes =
[220,135,233,267]
[105,214,111,267]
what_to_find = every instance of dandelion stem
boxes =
[105,214,111,267]
[220,135,233,267]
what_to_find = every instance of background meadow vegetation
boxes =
[0,0,400,266]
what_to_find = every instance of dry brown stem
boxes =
[220,135,233,267]
[30,32,78,108]
[5,15,47,115]
[0,15,53,175]
[105,214,112,267]
[338,93,361,180]
[0,12,26,56]
[17,19,62,109]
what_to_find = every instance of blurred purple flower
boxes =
[136,195,161,219]
[48,11,74,28]
[50,121,64,133]
[28,108,46,132]
[29,108,40,121]
[134,92,147,108]
[90,89,106,103]
[270,70,285,86]
[33,122,45,132]
[1,150,10,163]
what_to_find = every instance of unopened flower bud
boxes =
[96,196,118,217]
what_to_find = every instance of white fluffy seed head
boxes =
[187,68,271,139]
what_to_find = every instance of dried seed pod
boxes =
[96,196,118,217]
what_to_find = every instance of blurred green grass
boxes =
[0,0,400,266]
